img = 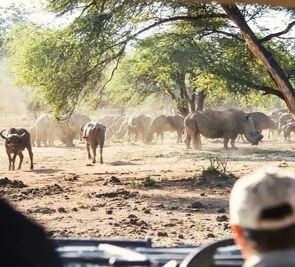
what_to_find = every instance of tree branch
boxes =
[99,13,228,55]
[260,21,295,43]
[207,29,244,42]
[231,75,285,100]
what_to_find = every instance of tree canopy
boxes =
[4,0,295,115]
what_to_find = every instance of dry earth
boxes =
[0,115,295,247]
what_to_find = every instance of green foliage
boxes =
[0,4,30,55]
[4,1,295,114]
[142,176,156,187]
[191,173,205,185]
[5,20,123,116]
[192,155,235,186]
[107,32,209,113]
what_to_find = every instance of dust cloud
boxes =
[0,58,32,129]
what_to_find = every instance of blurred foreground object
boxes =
[0,198,62,267]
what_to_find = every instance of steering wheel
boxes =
[179,238,236,267]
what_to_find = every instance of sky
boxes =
[0,0,42,8]
[0,0,60,26]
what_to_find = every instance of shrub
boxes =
[192,154,235,186]
[142,176,156,187]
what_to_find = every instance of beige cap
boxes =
[230,167,295,230]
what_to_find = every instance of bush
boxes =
[142,176,156,187]
[192,155,235,186]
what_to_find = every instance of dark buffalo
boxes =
[0,128,33,171]
[81,121,106,164]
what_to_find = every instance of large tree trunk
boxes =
[165,87,189,117]
[173,73,196,112]
[197,90,206,111]
[221,4,295,115]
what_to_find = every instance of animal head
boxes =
[0,129,26,153]
[243,115,264,145]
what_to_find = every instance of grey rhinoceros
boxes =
[184,109,263,150]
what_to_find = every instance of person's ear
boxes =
[231,224,251,259]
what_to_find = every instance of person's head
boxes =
[0,198,62,267]
[230,167,295,259]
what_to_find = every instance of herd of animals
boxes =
[0,107,294,171]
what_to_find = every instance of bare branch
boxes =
[94,45,125,108]
[208,29,244,42]
[260,21,295,43]
[231,75,285,100]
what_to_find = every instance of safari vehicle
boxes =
[54,237,242,267]
[51,0,293,265]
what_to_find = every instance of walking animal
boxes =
[184,109,263,150]
[80,121,106,164]
[146,114,184,143]
[127,114,152,142]
[282,121,295,140]
[247,111,279,139]
[247,112,278,134]
[0,128,33,171]
[29,113,63,146]
[278,112,294,135]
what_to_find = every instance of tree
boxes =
[0,4,30,55]
[5,0,295,115]
[109,23,293,113]
[112,33,211,116]
[221,4,295,114]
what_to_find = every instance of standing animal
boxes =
[98,114,118,128]
[29,113,64,146]
[57,112,91,144]
[80,121,106,164]
[30,112,91,147]
[282,121,295,140]
[247,112,278,139]
[146,114,184,143]
[278,112,294,135]
[106,114,128,140]
[270,108,288,121]
[114,114,133,140]
[184,109,263,150]
[0,128,33,171]
[127,114,152,142]
[67,112,91,141]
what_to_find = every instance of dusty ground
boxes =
[0,115,295,247]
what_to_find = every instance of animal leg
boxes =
[11,153,17,171]
[178,129,183,143]
[230,138,237,150]
[184,133,191,149]
[195,133,202,149]
[86,143,91,160]
[17,151,24,170]
[176,130,180,143]
[27,146,34,170]
[268,129,272,139]
[7,153,12,171]
[43,130,49,147]
[99,143,104,164]
[161,133,164,143]
[91,143,97,164]
[223,137,230,150]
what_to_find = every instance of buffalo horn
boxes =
[0,129,8,140]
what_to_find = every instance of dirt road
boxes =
[0,131,294,247]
